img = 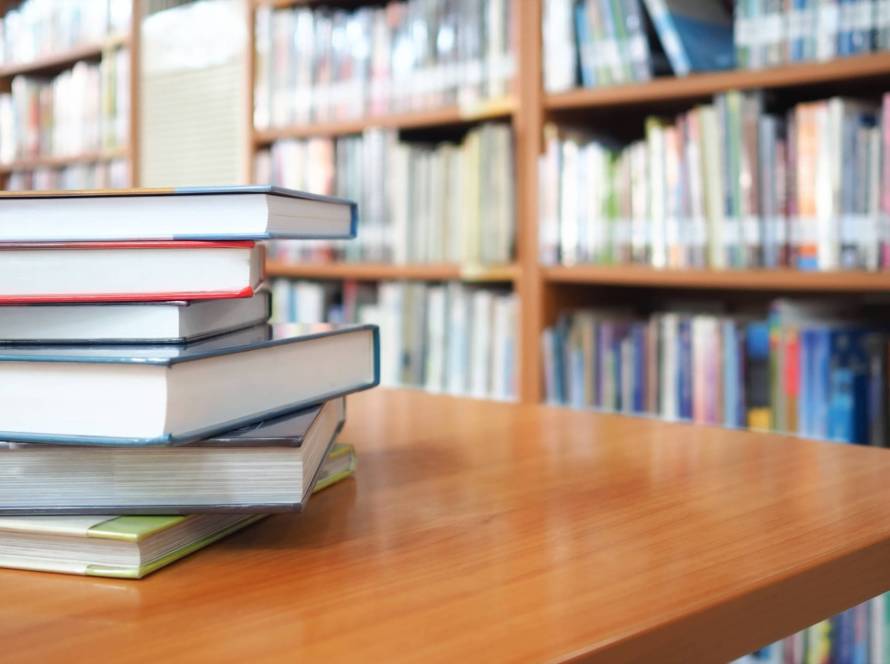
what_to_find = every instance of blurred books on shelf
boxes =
[543,299,889,446]
[271,278,517,401]
[735,0,890,69]
[540,91,890,272]
[5,159,128,191]
[0,48,130,164]
[257,123,514,266]
[0,0,130,67]
[253,0,514,128]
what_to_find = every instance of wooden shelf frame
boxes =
[0,3,139,188]
[253,100,516,143]
[543,265,890,292]
[0,32,128,79]
[546,51,890,110]
[0,147,129,174]
[267,260,518,283]
[246,2,890,403]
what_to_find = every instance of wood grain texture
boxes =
[515,0,545,403]
[543,265,890,292]
[4,389,890,663]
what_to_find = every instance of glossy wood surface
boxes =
[4,389,890,663]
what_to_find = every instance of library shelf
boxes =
[545,52,890,111]
[266,260,519,283]
[0,147,129,174]
[252,98,516,144]
[0,33,128,79]
[543,265,890,292]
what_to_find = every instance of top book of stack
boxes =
[0,186,357,242]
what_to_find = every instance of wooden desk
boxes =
[4,389,890,663]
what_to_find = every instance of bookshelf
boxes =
[248,0,890,405]
[0,1,141,190]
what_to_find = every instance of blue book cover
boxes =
[574,2,598,88]
[813,329,832,439]
[642,0,735,75]
[677,317,693,420]
[799,328,815,438]
[723,319,738,428]
[0,323,379,446]
[828,328,869,444]
[632,324,646,413]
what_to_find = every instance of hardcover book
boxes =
[0,185,357,242]
[0,442,357,579]
[0,241,264,303]
[0,323,379,445]
[0,290,271,344]
[0,398,347,514]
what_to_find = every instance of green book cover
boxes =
[0,443,357,579]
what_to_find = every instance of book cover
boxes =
[0,443,357,579]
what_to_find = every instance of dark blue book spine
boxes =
[828,329,869,443]
[633,324,646,413]
[574,2,597,88]
[814,329,832,439]
[745,320,771,426]
[554,318,568,405]
[678,317,693,420]
[800,329,814,438]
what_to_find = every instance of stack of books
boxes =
[0,185,379,579]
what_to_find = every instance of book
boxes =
[0,323,379,445]
[270,278,518,401]
[0,241,264,304]
[641,0,734,75]
[0,186,357,242]
[0,397,346,514]
[0,290,271,344]
[0,442,357,579]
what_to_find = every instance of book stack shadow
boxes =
[0,186,379,578]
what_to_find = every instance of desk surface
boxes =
[4,389,890,663]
